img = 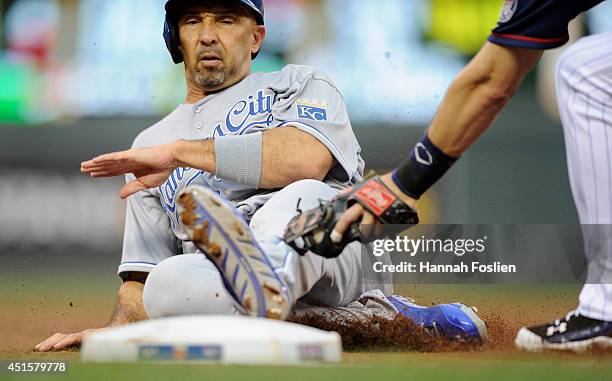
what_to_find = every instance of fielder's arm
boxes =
[34,278,148,352]
[427,42,542,156]
[331,43,543,238]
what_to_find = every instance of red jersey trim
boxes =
[491,32,569,44]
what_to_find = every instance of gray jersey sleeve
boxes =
[117,106,192,275]
[270,65,364,185]
[118,173,179,275]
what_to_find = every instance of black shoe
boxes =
[515,310,612,352]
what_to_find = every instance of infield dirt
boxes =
[2,277,611,381]
[0,275,596,354]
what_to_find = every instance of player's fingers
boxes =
[119,181,147,199]
[81,162,116,173]
[361,212,376,226]
[52,333,84,350]
[81,161,111,169]
[337,186,353,197]
[83,161,148,176]
[80,160,96,170]
[92,151,128,164]
[34,333,65,352]
[90,170,123,178]
[86,162,135,175]
[359,212,379,239]
[35,332,64,349]
[331,204,365,242]
[48,329,100,351]
[34,335,59,351]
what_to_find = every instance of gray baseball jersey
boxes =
[119,64,365,275]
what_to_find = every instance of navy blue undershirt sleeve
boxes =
[488,0,604,49]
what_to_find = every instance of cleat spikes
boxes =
[244,295,253,312]
[266,308,282,320]
[209,196,222,207]
[208,243,222,258]
[234,222,244,237]
[263,282,281,296]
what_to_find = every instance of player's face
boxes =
[178,1,265,93]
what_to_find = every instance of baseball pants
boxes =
[557,31,612,321]
[142,179,393,318]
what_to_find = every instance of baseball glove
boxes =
[283,176,419,258]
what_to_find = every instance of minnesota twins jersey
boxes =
[118,64,365,275]
[489,0,605,49]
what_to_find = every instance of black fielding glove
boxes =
[283,176,419,258]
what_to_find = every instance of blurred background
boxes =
[1,0,612,277]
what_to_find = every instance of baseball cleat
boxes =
[177,185,291,320]
[386,295,488,343]
[515,310,612,352]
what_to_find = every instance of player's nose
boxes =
[197,19,219,46]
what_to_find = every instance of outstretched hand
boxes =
[81,143,179,199]
[34,328,102,352]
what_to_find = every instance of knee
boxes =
[143,255,235,318]
[285,179,328,190]
[280,179,338,205]
[250,180,338,233]
[300,179,333,189]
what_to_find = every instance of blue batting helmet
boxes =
[163,0,265,64]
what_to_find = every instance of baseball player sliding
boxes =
[289,0,611,352]
[35,0,486,352]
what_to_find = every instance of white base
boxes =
[81,315,342,365]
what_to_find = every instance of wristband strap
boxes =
[215,132,263,187]
[392,134,458,199]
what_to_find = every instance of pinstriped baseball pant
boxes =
[556,31,612,321]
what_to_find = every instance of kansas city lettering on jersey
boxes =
[158,167,206,229]
[213,90,277,138]
[159,167,205,213]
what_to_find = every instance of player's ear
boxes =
[251,25,266,56]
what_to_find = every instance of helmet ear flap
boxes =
[163,17,184,64]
